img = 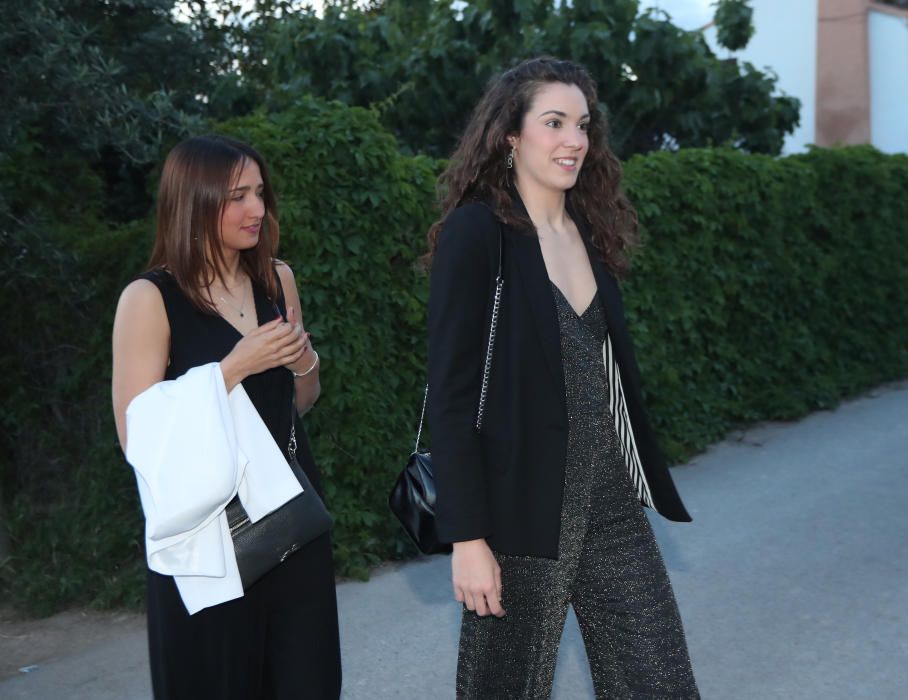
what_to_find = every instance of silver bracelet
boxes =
[291,351,319,378]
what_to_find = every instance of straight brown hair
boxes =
[149,135,280,312]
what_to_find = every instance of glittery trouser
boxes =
[457,290,699,700]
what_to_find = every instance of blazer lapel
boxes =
[588,249,624,336]
[573,215,628,344]
[508,198,565,396]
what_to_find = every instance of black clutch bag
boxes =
[389,445,450,555]
[226,413,332,590]
[389,225,503,555]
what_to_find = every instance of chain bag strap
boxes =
[475,240,503,431]
[289,419,298,460]
[413,223,503,450]
[392,220,503,555]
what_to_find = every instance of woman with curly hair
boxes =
[426,57,699,698]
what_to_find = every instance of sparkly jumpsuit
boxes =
[456,285,699,700]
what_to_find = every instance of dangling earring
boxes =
[506,146,515,170]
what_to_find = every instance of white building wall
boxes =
[701,0,818,154]
[868,9,908,154]
[649,0,818,153]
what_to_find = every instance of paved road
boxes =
[2,381,906,699]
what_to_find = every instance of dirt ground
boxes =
[0,605,145,681]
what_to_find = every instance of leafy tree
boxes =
[0,0,810,611]
[0,0,228,224]
[712,0,755,52]
[235,0,799,158]
[0,0,227,582]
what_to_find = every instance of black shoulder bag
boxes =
[389,226,503,555]
[227,401,333,590]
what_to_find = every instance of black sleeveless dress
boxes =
[138,269,341,700]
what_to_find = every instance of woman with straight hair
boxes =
[112,135,341,699]
[426,57,699,698]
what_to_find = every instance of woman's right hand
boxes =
[452,538,506,617]
[219,317,307,391]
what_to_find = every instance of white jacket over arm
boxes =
[125,362,302,614]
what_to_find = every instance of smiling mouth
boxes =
[555,158,578,168]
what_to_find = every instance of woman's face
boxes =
[510,81,590,193]
[219,158,265,253]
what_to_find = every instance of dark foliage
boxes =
[228,0,799,159]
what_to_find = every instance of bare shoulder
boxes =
[273,258,297,286]
[118,278,164,312]
[273,259,303,313]
[111,279,170,446]
[114,278,169,340]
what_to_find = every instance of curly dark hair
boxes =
[425,56,638,276]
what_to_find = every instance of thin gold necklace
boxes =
[217,281,248,318]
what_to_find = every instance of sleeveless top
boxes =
[139,269,295,453]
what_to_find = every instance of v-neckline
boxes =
[550,281,597,319]
[213,281,274,338]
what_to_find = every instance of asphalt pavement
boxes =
[1,381,906,699]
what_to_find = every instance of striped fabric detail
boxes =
[603,335,656,510]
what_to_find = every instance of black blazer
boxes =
[427,199,690,558]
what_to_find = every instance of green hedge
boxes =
[1,97,906,614]
[217,100,439,577]
[0,98,439,613]
[622,146,908,459]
